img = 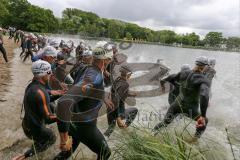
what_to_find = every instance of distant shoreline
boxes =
[0,36,18,101]
[47,33,240,53]
[9,32,228,54]
[114,39,240,53]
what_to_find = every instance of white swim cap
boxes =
[92,47,113,59]
[31,60,52,76]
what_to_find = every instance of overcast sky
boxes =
[28,0,239,37]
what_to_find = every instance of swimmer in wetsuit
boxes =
[13,60,57,160]
[153,56,210,141]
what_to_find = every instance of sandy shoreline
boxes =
[0,37,18,101]
[0,42,32,153]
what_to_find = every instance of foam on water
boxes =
[131,70,150,79]
[131,85,159,92]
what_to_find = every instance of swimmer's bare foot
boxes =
[12,154,26,160]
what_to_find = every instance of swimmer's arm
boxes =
[70,66,77,79]
[77,68,100,97]
[36,89,57,121]
[128,91,137,97]
[47,89,66,102]
[199,83,210,117]
[127,85,137,97]
[49,94,61,102]
[118,84,130,100]
[161,73,178,85]
[214,70,217,79]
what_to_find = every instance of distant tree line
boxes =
[0,0,58,33]
[0,0,239,50]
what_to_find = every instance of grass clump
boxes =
[112,127,206,160]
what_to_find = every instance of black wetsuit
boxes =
[104,77,138,137]
[204,66,216,86]
[204,66,216,99]
[20,32,24,44]
[20,36,27,57]
[8,28,15,39]
[55,63,70,84]
[154,70,210,138]
[14,31,20,43]
[23,39,33,62]
[22,80,56,158]
[71,63,88,84]
[75,45,84,62]
[0,34,8,62]
[37,38,45,50]
[70,62,82,81]
[160,74,180,105]
[55,65,111,160]
[104,61,116,87]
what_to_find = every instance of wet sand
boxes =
[0,37,33,156]
[0,37,18,101]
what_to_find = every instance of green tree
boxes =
[125,32,132,40]
[182,34,190,45]
[85,23,100,37]
[187,32,200,46]
[24,5,58,32]
[125,23,141,39]
[144,29,154,42]
[158,30,176,44]
[61,8,101,34]
[198,39,206,46]
[175,34,184,44]
[0,0,9,26]
[204,32,223,47]
[226,37,240,49]
[0,0,57,32]
[5,0,31,29]
[106,20,125,39]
